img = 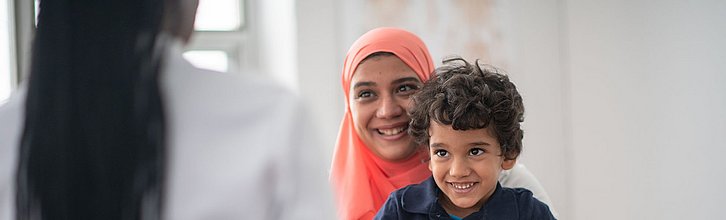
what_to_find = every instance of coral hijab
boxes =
[331,27,435,220]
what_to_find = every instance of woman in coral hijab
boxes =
[330,27,556,220]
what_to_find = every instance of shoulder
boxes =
[375,183,414,216]
[375,177,438,219]
[164,54,298,109]
[161,39,300,116]
[400,177,440,213]
[161,42,314,219]
[0,87,25,220]
[0,88,26,181]
[0,86,26,140]
[374,190,403,220]
[161,47,304,133]
[500,187,557,220]
[499,163,556,215]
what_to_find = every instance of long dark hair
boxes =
[16,0,167,219]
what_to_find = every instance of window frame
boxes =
[184,0,255,74]
[9,0,34,88]
[10,0,255,87]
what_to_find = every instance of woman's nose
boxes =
[375,95,403,119]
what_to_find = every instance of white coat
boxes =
[0,39,335,220]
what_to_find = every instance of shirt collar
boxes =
[401,177,518,219]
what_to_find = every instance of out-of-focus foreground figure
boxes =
[0,0,333,219]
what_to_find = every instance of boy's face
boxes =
[428,121,516,213]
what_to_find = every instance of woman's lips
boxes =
[374,124,409,141]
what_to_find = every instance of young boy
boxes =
[374,57,556,220]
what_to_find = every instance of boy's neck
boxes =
[438,192,486,218]
[438,181,501,218]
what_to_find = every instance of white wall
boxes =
[258,0,298,91]
[295,0,342,162]
[564,1,726,219]
[503,0,569,218]
[292,1,726,219]
[257,0,343,162]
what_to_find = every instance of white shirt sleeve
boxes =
[275,101,336,220]
[162,39,335,219]
[0,86,26,220]
[499,163,559,217]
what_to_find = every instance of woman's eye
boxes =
[469,148,485,156]
[434,150,449,157]
[397,84,419,93]
[356,90,374,99]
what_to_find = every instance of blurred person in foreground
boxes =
[0,0,334,219]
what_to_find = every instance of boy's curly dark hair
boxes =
[409,56,524,160]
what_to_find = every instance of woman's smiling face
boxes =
[348,54,422,162]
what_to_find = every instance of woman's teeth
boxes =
[377,126,406,136]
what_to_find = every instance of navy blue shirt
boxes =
[374,177,556,220]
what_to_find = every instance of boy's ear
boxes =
[428,158,433,171]
[501,158,516,170]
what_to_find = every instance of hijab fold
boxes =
[330,27,435,220]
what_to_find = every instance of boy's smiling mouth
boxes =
[448,182,478,193]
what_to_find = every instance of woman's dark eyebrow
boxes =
[353,81,376,89]
[392,77,421,85]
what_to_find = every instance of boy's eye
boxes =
[469,148,485,156]
[434,149,449,158]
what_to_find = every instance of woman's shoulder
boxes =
[162,48,303,126]
[0,87,25,220]
[161,39,298,113]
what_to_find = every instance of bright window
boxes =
[34,0,39,26]
[9,0,250,95]
[195,0,243,31]
[183,50,229,73]
[185,0,249,75]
